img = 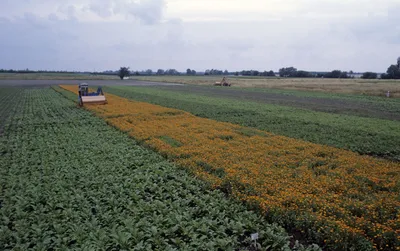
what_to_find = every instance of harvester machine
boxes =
[214,77,231,87]
[78,83,107,106]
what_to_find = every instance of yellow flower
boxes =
[60,85,400,250]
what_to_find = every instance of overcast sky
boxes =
[1,0,399,72]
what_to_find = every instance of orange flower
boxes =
[60,85,400,250]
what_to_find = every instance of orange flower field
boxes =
[61,85,400,250]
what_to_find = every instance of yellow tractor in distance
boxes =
[78,83,107,106]
[214,77,231,87]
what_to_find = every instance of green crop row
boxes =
[0,87,319,250]
[157,85,400,119]
[0,87,24,133]
[244,86,400,106]
[104,86,400,161]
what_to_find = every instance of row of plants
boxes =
[60,85,399,250]
[0,87,317,250]
[155,85,400,120]
[104,86,400,161]
[0,87,23,133]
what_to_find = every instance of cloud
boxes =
[88,0,166,24]
[0,0,399,72]
[88,1,114,18]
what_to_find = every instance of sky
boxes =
[0,0,399,72]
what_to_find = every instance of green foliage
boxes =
[279,67,298,77]
[186,69,196,75]
[362,72,378,79]
[118,66,130,79]
[0,87,23,133]
[261,70,276,77]
[159,135,183,147]
[0,87,317,250]
[384,65,400,79]
[381,58,400,79]
[278,67,313,78]
[323,70,349,78]
[105,86,400,161]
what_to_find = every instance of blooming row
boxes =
[60,85,400,250]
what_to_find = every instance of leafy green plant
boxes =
[0,87,319,250]
[104,86,400,161]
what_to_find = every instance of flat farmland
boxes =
[154,84,400,121]
[1,87,313,250]
[0,73,118,80]
[1,81,399,250]
[60,84,399,250]
[104,85,400,161]
[0,79,183,87]
[131,76,400,98]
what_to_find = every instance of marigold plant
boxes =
[61,85,400,250]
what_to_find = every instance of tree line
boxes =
[118,57,400,80]
[3,57,400,80]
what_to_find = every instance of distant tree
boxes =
[186,68,196,75]
[279,67,297,77]
[361,72,378,79]
[241,70,250,76]
[325,70,341,78]
[324,70,348,78]
[240,70,260,76]
[224,70,229,75]
[118,67,130,80]
[145,69,153,75]
[156,69,165,75]
[340,71,349,78]
[165,69,179,75]
[267,70,276,77]
[205,69,224,75]
[295,70,313,78]
[381,57,400,79]
[234,71,239,76]
[386,65,400,79]
[212,69,223,75]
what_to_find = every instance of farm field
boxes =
[0,73,118,80]
[0,87,317,250]
[1,73,400,97]
[0,87,23,135]
[130,76,400,98]
[0,79,183,87]
[141,84,400,120]
[60,85,400,251]
[104,86,400,161]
